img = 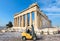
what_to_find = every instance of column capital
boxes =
[34,10,38,12]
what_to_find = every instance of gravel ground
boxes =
[0,32,60,41]
[0,32,21,41]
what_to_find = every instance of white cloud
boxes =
[35,0,60,27]
[37,0,57,7]
[47,14,60,16]
[46,13,60,21]
[47,14,60,19]
[56,0,60,7]
[41,6,60,13]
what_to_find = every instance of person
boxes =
[26,29,30,33]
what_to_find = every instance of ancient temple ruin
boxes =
[14,3,51,29]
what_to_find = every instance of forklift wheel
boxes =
[33,37,36,40]
[22,36,26,40]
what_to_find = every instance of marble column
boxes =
[19,16,21,27]
[40,16,42,28]
[49,20,51,27]
[48,20,51,28]
[18,17,19,27]
[15,18,17,27]
[25,14,28,27]
[14,18,16,27]
[39,12,43,28]
[38,13,40,28]
[22,15,24,27]
[17,17,18,27]
[18,17,20,27]
[30,12,32,27]
[20,16,22,27]
[34,11,38,28]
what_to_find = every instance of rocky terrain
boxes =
[0,32,60,41]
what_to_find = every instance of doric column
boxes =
[49,20,51,27]
[17,17,18,27]
[19,16,21,27]
[30,12,32,27]
[47,20,51,28]
[14,18,15,27]
[22,15,24,27]
[15,18,17,27]
[20,16,22,27]
[25,14,28,27]
[38,13,40,28]
[40,16,42,28]
[18,17,19,27]
[34,11,38,28]
[14,18,16,27]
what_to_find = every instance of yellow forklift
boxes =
[21,25,37,41]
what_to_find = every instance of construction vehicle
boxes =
[21,25,37,41]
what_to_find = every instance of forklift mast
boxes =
[31,25,36,37]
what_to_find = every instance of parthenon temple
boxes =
[14,3,51,29]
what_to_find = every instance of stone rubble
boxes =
[0,32,60,41]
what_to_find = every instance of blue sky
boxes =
[0,0,60,27]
